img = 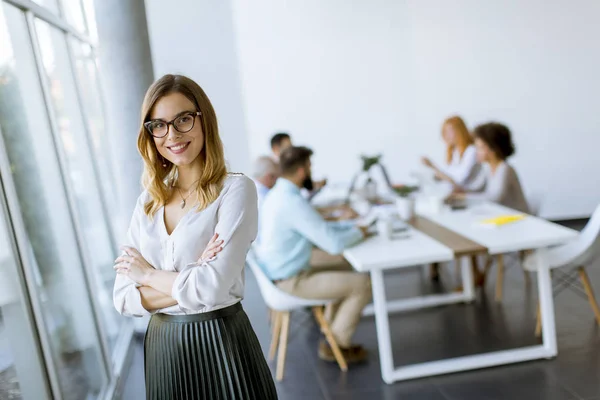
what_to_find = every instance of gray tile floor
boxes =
[122,221,600,400]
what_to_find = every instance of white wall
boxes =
[233,0,600,219]
[144,0,250,173]
[233,0,413,186]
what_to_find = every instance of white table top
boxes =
[343,227,454,272]
[420,202,578,255]
[343,201,578,271]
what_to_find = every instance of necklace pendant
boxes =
[180,199,186,209]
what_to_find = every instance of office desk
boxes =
[343,202,577,383]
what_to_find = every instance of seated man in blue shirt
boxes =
[256,146,371,364]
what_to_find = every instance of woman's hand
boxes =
[421,157,434,168]
[447,192,466,202]
[452,185,466,194]
[338,205,359,220]
[114,246,155,285]
[197,233,224,263]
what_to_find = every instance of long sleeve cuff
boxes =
[117,285,152,317]
[341,226,365,248]
[170,262,215,310]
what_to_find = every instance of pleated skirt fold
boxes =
[144,302,277,400]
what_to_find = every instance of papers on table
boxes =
[478,214,526,228]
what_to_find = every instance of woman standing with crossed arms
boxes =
[113,74,277,399]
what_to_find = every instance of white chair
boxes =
[246,248,347,381]
[526,190,543,217]
[524,204,600,336]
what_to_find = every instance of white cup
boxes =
[395,197,415,221]
[428,195,444,214]
[376,219,393,240]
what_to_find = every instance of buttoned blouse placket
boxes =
[164,234,175,271]
[159,207,186,272]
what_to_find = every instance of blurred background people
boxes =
[252,155,279,210]
[256,146,371,364]
[270,132,292,163]
[270,132,327,195]
[452,122,530,214]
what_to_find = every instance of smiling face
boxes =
[150,92,204,167]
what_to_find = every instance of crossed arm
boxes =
[114,234,224,313]
[139,286,177,311]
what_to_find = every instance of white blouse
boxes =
[441,145,482,190]
[113,174,258,316]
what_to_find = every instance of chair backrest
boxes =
[526,190,543,216]
[549,203,600,268]
[246,247,327,311]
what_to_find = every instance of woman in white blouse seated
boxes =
[453,122,530,214]
[422,116,482,281]
[112,75,276,398]
[422,115,482,190]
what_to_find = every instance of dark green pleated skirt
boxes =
[144,302,277,400]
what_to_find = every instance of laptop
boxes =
[344,163,394,204]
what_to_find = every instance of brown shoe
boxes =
[318,340,368,364]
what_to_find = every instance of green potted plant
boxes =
[393,185,418,198]
[392,185,419,220]
[361,154,381,172]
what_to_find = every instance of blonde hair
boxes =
[443,116,473,164]
[137,74,227,217]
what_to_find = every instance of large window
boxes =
[70,38,120,246]
[0,1,127,399]
[35,17,122,352]
[0,187,50,400]
[32,0,59,13]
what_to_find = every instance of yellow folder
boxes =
[480,214,526,227]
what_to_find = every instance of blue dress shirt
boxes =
[255,178,363,280]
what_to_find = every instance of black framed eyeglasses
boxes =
[144,111,202,138]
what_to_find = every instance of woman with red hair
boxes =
[422,116,482,190]
[422,116,483,282]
